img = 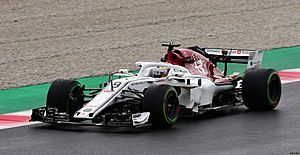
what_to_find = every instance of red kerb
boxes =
[278,71,300,80]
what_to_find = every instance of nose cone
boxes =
[74,90,115,119]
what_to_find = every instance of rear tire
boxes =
[46,79,84,118]
[142,85,180,128]
[242,68,281,110]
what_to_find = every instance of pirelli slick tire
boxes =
[143,85,180,128]
[46,79,84,117]
[242,68,281,110]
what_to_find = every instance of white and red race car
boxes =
[31,42,281,128]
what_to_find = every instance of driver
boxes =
[150,67,169,78]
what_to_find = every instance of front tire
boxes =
[142,85,180,128]
[242,68,281,110]
[46,79,84,118]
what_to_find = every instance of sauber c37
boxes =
[31,42,281,128]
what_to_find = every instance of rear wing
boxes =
[203,48,264,69]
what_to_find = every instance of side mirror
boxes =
[118,69,129,74]
[114,69,133,77]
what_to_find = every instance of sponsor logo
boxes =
[191,53,206,74]
[205,49,221,53]
[83,108,93,112]
[131,81,146,86]
[86,105,97,107]
[241,51,250,54]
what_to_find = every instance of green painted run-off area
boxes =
[0,46,299,114]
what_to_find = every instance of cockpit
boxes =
[136,62,189,78]
[148,67,170,78]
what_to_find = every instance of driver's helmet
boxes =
[150,67,169,78]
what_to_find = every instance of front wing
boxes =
[30,107,151,128]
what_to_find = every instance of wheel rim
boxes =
[163,90,179,123]
[68,84,84,114]
[268,74,281,103]
[69,85,83,102]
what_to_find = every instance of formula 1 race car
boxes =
[31,42,282,128]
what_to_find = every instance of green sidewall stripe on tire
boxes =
[267,72,277,104]
[143,84,179,128]
[162,88,178,124]
[243,68,281,110]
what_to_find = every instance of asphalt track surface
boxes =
[0,82,299,155]
[1,0,300,89]
[1,0,300,154]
